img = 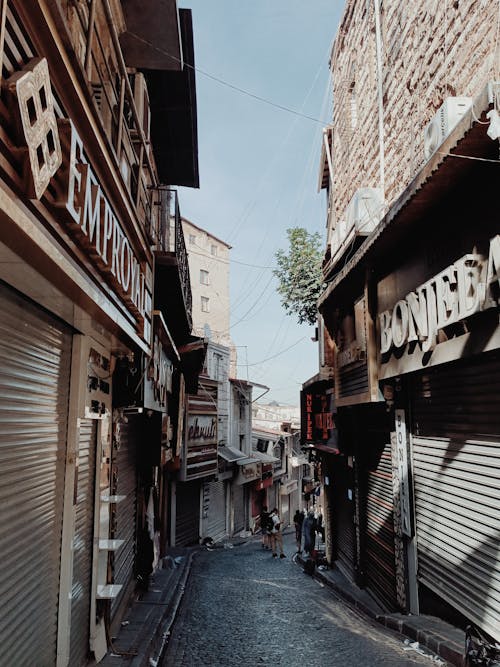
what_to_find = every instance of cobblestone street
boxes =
[162,532,438,666]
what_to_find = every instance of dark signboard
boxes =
[300,383,338,451]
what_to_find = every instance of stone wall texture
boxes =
[327,0,498,232]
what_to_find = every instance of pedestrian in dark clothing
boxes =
[302,510,316,555]
[293,509,304,553]
[259,505,271,549]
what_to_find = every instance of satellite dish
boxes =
[203,323,212,340]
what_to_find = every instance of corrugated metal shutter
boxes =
[110,415,138,619]
[333,457,357,580]
[69,419,97,666]
[233,483,245,533]
[176,480,200,546]
[202,480,226,542]
[363,440,397,610]
[411,352,500,641]
[338,360,368,399]
[0,285,71,666]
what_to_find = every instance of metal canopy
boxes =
[120,0,182,71]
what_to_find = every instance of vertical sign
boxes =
[395,408,413,537]
[300,387,338,450]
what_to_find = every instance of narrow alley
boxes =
[161,532,436,667]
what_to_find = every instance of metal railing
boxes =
[64,0,158,236]
[153,188,192,327]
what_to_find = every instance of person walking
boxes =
[259,505,271,549]
[302,510,316,555]
[269,507,286,559]
[293,509,304,553]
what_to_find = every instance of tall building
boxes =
[183,217,233,349]
[0,1,202,664]
[302,0,500,642]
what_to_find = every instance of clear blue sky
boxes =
[178,1,343,405]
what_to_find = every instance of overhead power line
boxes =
[128,31,330,126]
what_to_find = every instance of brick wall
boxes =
[327,0,498,228]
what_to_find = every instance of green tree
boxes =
[273,227,323,326]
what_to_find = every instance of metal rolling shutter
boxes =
[176,480,201,546]
[0,285,71,666]
[69,419,97,666]
[203,480,226,542]
[412,353,500,641]
[333,458,357,580]
[233,484,245,533]
[110,416,138,619]
[364,440,397,610]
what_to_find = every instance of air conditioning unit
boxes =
[329,187,384,267]
[344,187,384,236]
[423,96,472,161]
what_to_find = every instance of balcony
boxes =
[62,0,160,240]
[153,189,193,343]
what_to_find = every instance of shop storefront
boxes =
[176,380,218,546]
[0,4,163,663]
[379,229,500,638]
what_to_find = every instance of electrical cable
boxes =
[126,31,329,125]
[236,336,307,367]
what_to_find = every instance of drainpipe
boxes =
[374,0,385,199]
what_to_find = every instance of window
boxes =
[200,269,209,285]
[256,438,268,453]
[201,296,210,312]
[210,244,217,256]
[189,234,196,244]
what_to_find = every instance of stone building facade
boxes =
[309,0,500,641]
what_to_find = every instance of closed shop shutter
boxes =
[202,480,226,542]
[110,415,138,619]
[411,352,500,641]
[0,285,71,666]
[332,457,356,580]
[176,480,201,546]
[69,419,97,666]
[233,484,245,533]
[363,439,397,610]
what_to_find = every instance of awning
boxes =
[250,451,280,463]
[218,446,247,463]
[236,457,259,466]
[146,10,199,187]
[120,0,182,71]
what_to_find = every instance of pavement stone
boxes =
[299,556,464,666]
[160,530,443,666]
[94,530,466,667]
[95,547,197,667]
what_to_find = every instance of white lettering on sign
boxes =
[395,409,412,537]
[380,237,500,355]
[7,58,62,199]
[65,123,148,319]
